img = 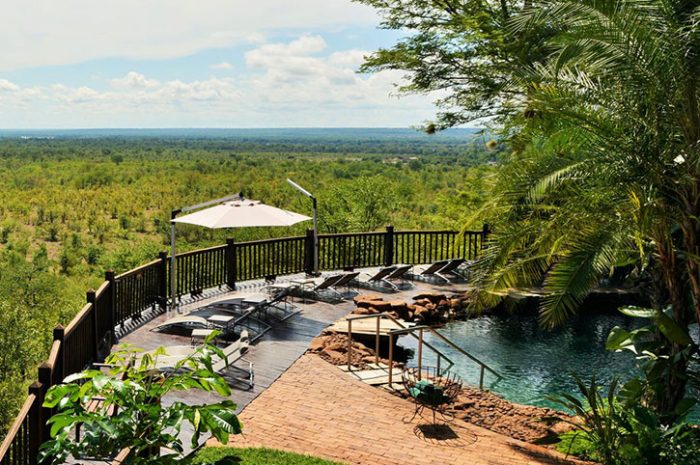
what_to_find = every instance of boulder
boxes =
[352,306,378,315]
[413,292,447,304]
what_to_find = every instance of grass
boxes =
[192,447,344,465]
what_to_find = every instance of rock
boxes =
[353,294,384,305]
[413,292,447,304]
[438,299,449,308]
[352,306,378,315]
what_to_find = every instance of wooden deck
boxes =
[117,274,466,452]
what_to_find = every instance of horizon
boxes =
[0,1,444,129]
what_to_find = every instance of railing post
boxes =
[52,325,65,383]
[158,252,168,309]
[28,382,44,465]
[87,289,99,361]
[304,229,315,275]
[384,225,394,267]
[226,238,237,289]
[482,223,491,248]
[37,363,53,442]
[105,270,116,343]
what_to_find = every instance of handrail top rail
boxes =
[345,311,502,380]
[388,325,432,335]
[235,235,306,246]
[394,229,484,235]
[426,327,503,379]
[115,258,161,280]
[0,393,36,459]
[64,302,93,336]
[47,340,61,367]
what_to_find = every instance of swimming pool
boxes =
[402,310,698,419]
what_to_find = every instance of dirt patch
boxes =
[452,385,573,443]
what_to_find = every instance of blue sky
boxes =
[0,1,444,128]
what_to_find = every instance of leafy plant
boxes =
[40,335,242,464]
[550,375,698,465]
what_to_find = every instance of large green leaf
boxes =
[655,311,693,346]
[618,306,656,319]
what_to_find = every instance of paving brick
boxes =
[209,354,587,465]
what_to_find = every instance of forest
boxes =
[0,131,496,432]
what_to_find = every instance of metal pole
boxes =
[347,319,353,372]
[312,197,319,275]
[170,220,177,316]
[388,333,394,389]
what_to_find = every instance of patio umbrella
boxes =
[169,197,310,313]
[172,199,310,228]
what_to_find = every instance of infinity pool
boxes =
[402,310,698,419]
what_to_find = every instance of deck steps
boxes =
[339,363,404,386]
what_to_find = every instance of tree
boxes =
[356,0,700,416]
[40,338,242,464]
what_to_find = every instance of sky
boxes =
[0,0,443,129]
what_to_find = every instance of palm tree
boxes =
[470,0,700,413]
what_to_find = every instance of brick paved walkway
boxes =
[211,355,582,465]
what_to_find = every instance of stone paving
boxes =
[210,354,583,465]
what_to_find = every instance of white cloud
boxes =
[0,79,20,92]
[110,72,160,89]
[0,36,444,128]
[210,61,234,70]
[0,0,380,71]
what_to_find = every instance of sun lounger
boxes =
[140,330,253,388]
[407,260,450,282]
[151,314,234,334]
[386,264,414,288]
[292,272,358,302]
[353,266,399,292]
[434,258,467,282]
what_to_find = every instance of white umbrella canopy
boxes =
[172,199,311,229]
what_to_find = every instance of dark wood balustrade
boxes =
[0,225,489,465]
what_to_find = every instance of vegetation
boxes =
[358,0,700,461]
[192,447,344,465]
[0,133,495,438]
[40,335,242,465]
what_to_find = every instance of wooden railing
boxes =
[0,225,489,465]
[234,236,306,282]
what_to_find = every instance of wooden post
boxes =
[87,290,99,362]
[383,225,394,267]
[479,366,485,390]
[226,238,236,290]
[158,252,168,309]
[482,224,491,249]
[28,382,44,465]
[37,363,52,441]
[303,229,315,275]
[52,325,65,383]
[105,270,117,343]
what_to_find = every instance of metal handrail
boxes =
[345,313,455,379]
[346,311,504,390]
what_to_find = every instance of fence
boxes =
[0,225,489,465]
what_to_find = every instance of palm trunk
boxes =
[654,234,691,417]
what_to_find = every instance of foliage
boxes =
[40,336,242,465]
[0,135,496,436]
[550,375,699,465]
[192,447,344,465]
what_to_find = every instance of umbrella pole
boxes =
[170,220,177,316]
[312,197,319,275]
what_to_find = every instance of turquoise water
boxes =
[401,311,698,418]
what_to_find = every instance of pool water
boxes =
[401,311,699,418]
